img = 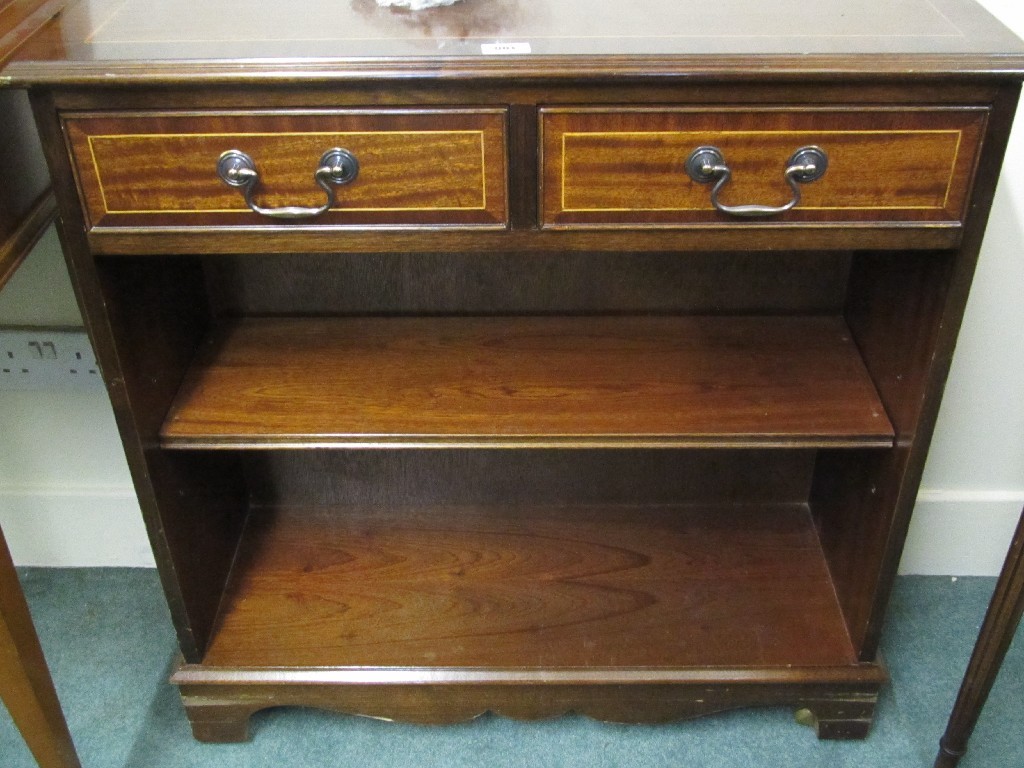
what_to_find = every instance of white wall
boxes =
[0,228,152,566]
[900,0,1024,574]
[2,1,1024,572]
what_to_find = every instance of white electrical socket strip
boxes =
[0,327,104,390]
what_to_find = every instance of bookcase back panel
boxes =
[243,450,818,509]
[204,250,851,317]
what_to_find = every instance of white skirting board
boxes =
[900,491,1024,576]
[0,483,1019,574]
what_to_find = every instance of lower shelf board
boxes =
[201,503,858,670]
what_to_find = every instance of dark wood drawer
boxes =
[541,107,987,228]
[64,109,508,229]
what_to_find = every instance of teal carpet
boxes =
[1,572,1021,767]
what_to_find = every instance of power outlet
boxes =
[0,327,103,390]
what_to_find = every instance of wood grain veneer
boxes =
[64,110,508,229]
[202,502,855,669]
[542,108,987,227]
[161,315,894,450]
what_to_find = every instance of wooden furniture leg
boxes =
[935,506,1024,768]
[0,527,81,768]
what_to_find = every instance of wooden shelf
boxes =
[202,503,857,670]
[161,315,893,450]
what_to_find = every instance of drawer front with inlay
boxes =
[64,109,508,229]
[541,107,986,228]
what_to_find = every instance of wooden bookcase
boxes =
[4,0,1023,744]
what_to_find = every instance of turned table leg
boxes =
[935,505,1024,768]
[0,527,81,768]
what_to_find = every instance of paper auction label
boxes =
[481,42,532,55]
